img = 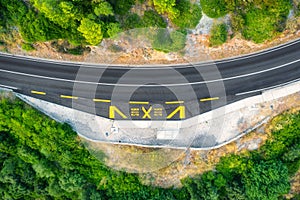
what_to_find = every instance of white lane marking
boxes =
[0,39,299,69]
[0,84,18,90]
[210,39,300,66]
[0,58,299,87]
[235,78,300,96]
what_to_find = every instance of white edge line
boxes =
[0,39,299,69]
[0,84,18,90]
[235,78,300,96]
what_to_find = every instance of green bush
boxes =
[21,43,35,51]
[210,23,228,46]
[200,0,228,18]
[238,0,291,43]
[142,10,167,28]
[121,13,143,29]
[173,0,202,29]
[152,29,186,52]
[110,0,135,15]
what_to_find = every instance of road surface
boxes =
[0,39,299,120]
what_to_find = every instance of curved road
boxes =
[0,39,300,120]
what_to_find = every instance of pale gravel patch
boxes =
[10,79,300,150]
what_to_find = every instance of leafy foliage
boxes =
[200,0,228,18]
[243,161,290,200]
[183,110,300,199]
[241,0,291,43]
[225,0,291,43]
[210,23,228,46]
[0,98,182,199]
[0,94,300,199]
[142,10,167,28]
[21,43,35,51]
[109,0,136,15]
[172,0,202,29]
[77,18,103,45]
[94,1,114,17]
[152,0,179,19]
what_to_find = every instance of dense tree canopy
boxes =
[172,0,202,29]
[0,0,296,50]
[241,0,291,43]
[201,0,292,43]
[152,0,179,19]
[0,91,300,199]
[200,0,228,18]
[77,18,103,46]
[0,97,186,199]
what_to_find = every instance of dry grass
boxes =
[286,169,300,199]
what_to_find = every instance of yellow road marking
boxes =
[31,90,46,95]
[93,99,111,103]
[165,101,184,104]
[109,106,127,119]
[167,106,185,119]
[142,106,152,119]
[200,97,219,102]
[60,95,78,99]
[129,101,149,105]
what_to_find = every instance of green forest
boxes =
[0,0,297,51]
[0,95,299,199]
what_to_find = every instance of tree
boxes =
[142,10,167,28]
[173,0,202,29]
[200,0,228,18]
[242,161,290,200]
[94,2,114,16]
[152,0,179,19]
[78,18,103,45]
[110,0,136,15]
[106,23,121,38]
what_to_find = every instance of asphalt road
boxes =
[0,39,300,120]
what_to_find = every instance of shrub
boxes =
[210,23,228,46]
[142,10,167,28]
[200,0,228,18]
[121,13,143,29]
[172,0,202,29]
[21,43,35,51]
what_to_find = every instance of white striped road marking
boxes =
[0,84,18,90]
[0,39,299,69]
[0,58,299,87]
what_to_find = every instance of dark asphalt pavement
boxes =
[0,39,299,120]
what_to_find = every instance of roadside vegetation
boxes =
[0,0,201,53]
[0,0,297,55]
[202,0,293,43]
[209,23,228,46]
[0,94,300,199]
